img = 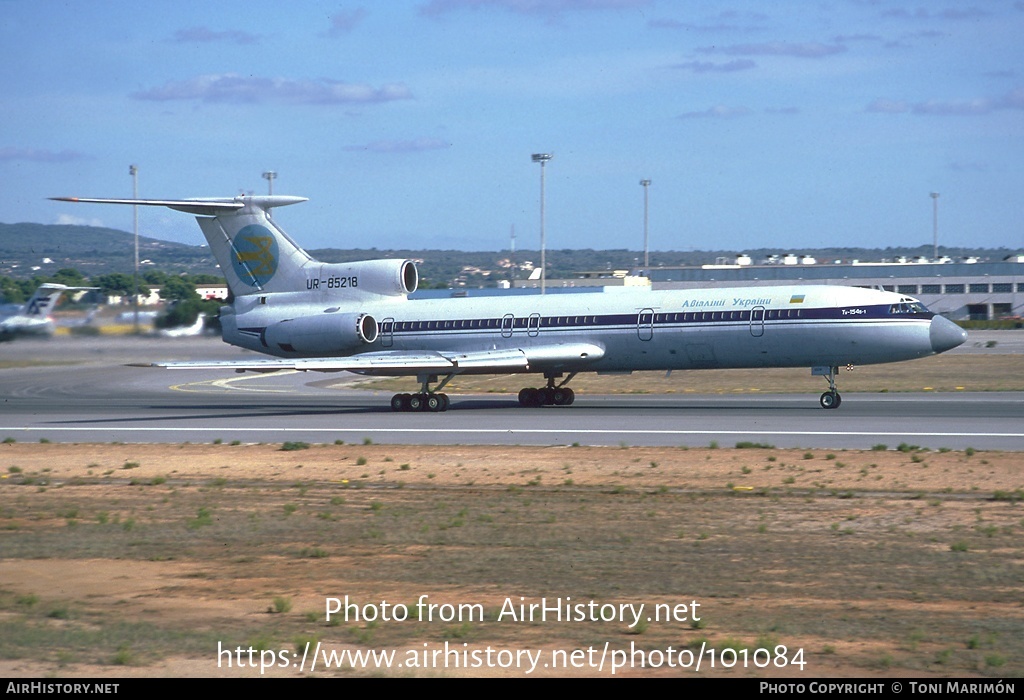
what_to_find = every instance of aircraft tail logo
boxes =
[230,226,279,287]
[23,286,65,317]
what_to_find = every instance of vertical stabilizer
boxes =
[194,198,316,297]
[23,284,71,317]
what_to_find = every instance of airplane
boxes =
[157,313,207,338]
[51,194,968,411]
[0,283,94,339]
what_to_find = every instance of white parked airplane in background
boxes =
[157,314,207,338]
[0,283,91,339]
[52,195,968,411]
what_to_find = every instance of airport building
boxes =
[640,256,1024,321]
[512,255,1024,321]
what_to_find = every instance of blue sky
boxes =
[2,1,1022,253]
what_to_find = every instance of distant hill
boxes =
[0,222,219,277]
[1,221,1018,287]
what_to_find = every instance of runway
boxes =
[1,337,1022,450]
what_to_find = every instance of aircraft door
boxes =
[501,313,515,338]
[527,313,541,337]
[749,306,765,337]
[637,308,654,341]
[380,317,394,347]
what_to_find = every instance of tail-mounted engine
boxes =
[264,312,378,355]
[318,259,418,297]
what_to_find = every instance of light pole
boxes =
[263,171,277,218]
[531,153,552,294]
[640,179,651,268]
[129,164,139,333]
[510,224,516,285]
[930,192,939,260]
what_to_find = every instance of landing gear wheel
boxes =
[518,388,533,406]
[438,393,450,411]
[819,391,842,409]
[517,388,541,407]
[390,393,410,412]
[425,393,443,412]
[408,393,424,411]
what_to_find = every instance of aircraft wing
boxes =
[140,343,605,375]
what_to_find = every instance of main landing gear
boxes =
[816,365,846,410]
[518,373,577,408]
[390,373,453,412]
[390,391,450,412]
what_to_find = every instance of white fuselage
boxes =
[221,283,957,376]
[0,315,55,336]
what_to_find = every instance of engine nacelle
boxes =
[320,259,418,297]
[263,312,378,355]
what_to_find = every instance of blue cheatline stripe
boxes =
[381,305,931,336]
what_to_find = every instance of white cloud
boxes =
[325,9,369,36]
[344,138,451,153]
[867,88,1024,116]
[132,74,413,105]
[0,147,89,163]
[913,98,995,116]
[648,10,767,33]
[700,42,847,59]
[677,105,751,119]
[866,98,910,114]
[420,0,650,20]
[949,160,989,173]
[881,8,989,21]
[172,27,261,45]
[673,59,756,73]
[55,214,105,227]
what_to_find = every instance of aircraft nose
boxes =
[930,315,967,354]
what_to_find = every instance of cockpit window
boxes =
[889,300,929,315]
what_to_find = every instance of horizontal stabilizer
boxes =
[33,283,99,292]
[50,196,307,217]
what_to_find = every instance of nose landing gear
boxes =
[813,365,849,410]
